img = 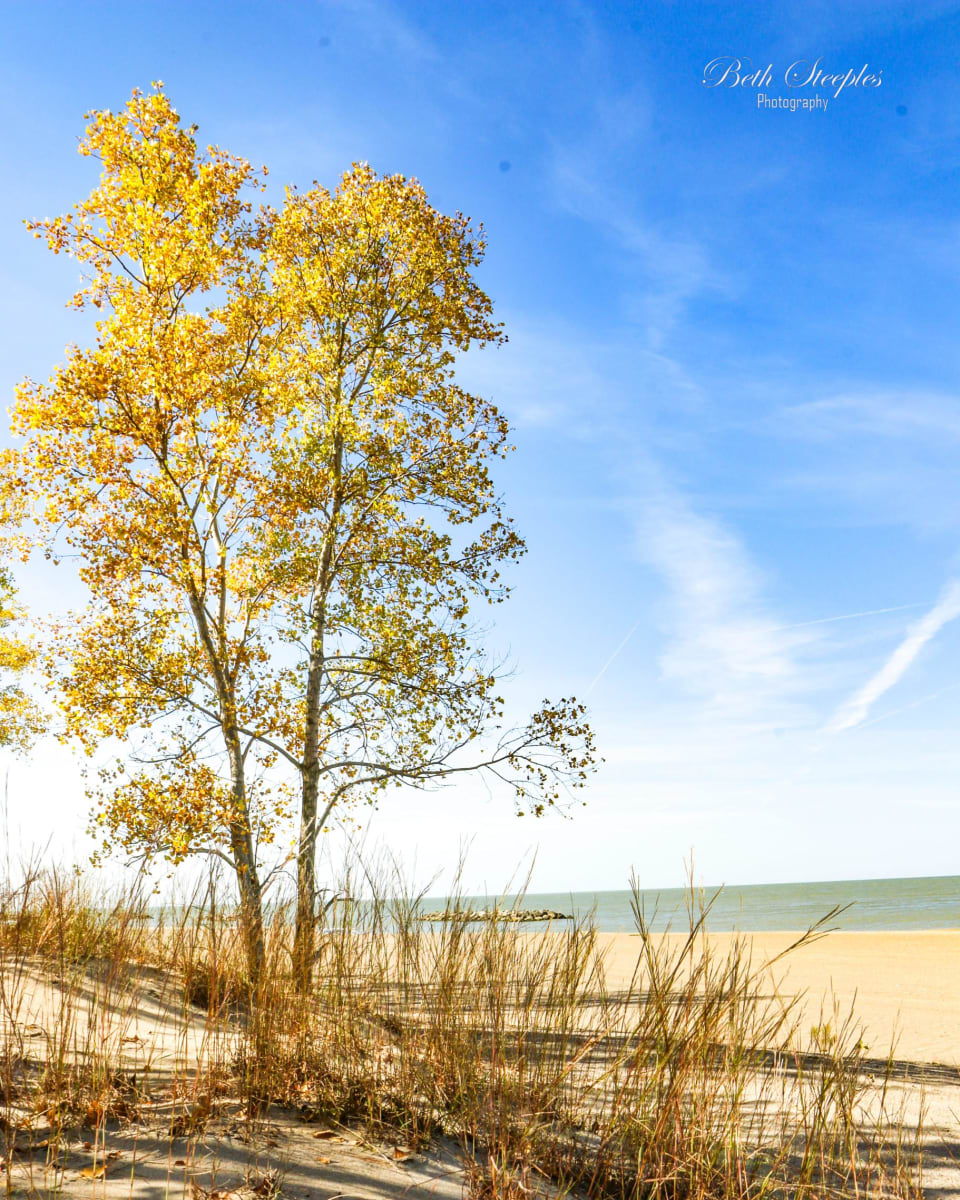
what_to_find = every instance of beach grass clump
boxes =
[0,856,924,1200]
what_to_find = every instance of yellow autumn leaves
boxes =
[0,570,41,751]
[2,84,596,978]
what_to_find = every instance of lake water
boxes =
[417,874,960,932]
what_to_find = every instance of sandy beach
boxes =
[597,928,960,1196]
[597,930,960,1067]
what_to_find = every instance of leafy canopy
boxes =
[4,85,596,874]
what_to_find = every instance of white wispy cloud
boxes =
[455,317,618,432]
[455,314,704,435]
[825,579,960,733]
[785,390,960,444]
[773,388,960,535]
[325,0,439,64]
[550,156,720,349]
[632,484,812,722]
[544,70,723,354]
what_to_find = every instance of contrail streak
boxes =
[585,619,642,696]
[855,682,960,731]
[826,579,960,733]
[774,602,924,632]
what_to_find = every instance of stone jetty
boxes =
[416,908,572,923]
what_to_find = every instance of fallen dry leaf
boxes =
[82,1141,93,1151]
[313,1129,341,1140]
[317,1156,331,1164]
[393,1147,414,1161]
[80,1165,108,1179]
[249,1176,282,1200]
[174,1159,187,1166]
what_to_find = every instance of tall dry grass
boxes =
[0,856,924,1200]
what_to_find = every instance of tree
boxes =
[6,86,279,977]
[3,86,596,985]
[268,170,597,982]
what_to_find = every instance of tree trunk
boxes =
[182,575,266,988]
[225,729,266,987]
[293,429,343,992]
[293,641,323,989]
[292,760,319,989]
[231,821,265,987]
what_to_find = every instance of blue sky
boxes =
[2,0,959,893]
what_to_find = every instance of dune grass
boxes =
[0,858,924,1199]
